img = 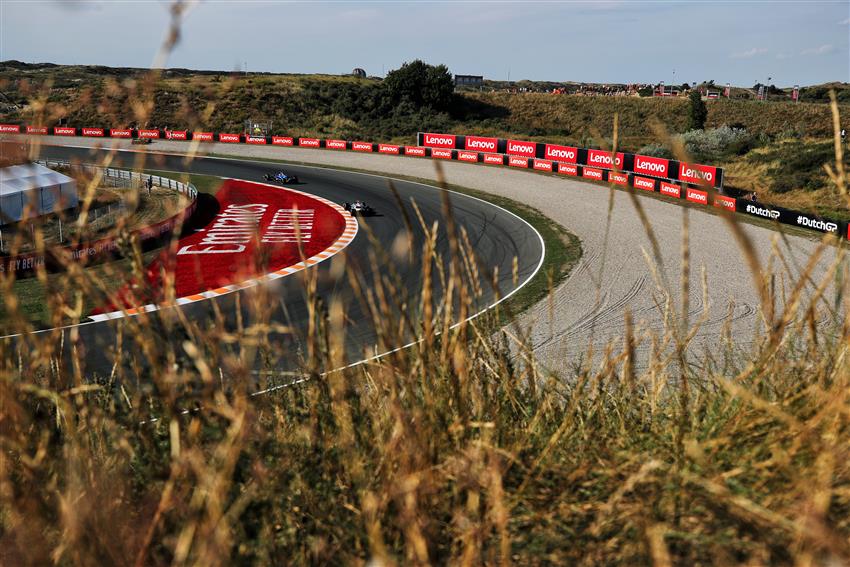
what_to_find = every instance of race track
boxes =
[20,138,848,376]
[3,144,544,378]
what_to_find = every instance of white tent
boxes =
[0,163,78,225]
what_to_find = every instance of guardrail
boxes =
[2,123,845,240]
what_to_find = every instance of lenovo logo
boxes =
[299,138,320,147]
[167,130,187,140]
[423,133,456,148]
[378,144,400,154]
[193,132,214,142]
[0,124,20,133]
[352,141,373,152]
[557,163,578,176]
[609,172,628,185]
[686,188,708,204]
[26,126,48,135]
[82,127,104,137]
[507,139,536,157]
[509,156,529,168]
[633,176,655,191]
[679,162,716,184]
[583,167,603,180]
[465,136,498,152]
[544,144,578,163]
[714,195,736,211]
[432,148,453,159]
[533,160,553,172]
[54,127,76,136]
[458,151,478,162]
[138,129,160,139]
[660,182,681,198]
[246,136,266,144]
[326,140,346,149]
[586,149,624,169]
[634,155,669,177]
[483,154,504,165]
[272,136,293,146]
[110,129,132,138]
[404,146,427,156]
[219,133,240,143]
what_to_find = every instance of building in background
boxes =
[454,74,484,88]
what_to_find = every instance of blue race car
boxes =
[264,171,299,184]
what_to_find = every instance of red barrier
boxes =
[506,139,536,158]
[582,167,603,180]
[26,126,48,135]
[714,194,736,211]
[326,139,347,150]
[422,132,456,148]
[0,124,21,133]
[633,176,656,191]
[404,146,427,157]
[660,181,681,198]
[533,159,553,172]
[483,154,504,165]
[219,133,240,143]
[508,155,530,168]
[557,163,578,176]
[608,172,628,186]
[54,127,76,136]
[352,141,373,152]
[458,151,478,162]
[465,135,498,152]
[272,136,294,146]
[246,136,266,145]
[110,128,133,138]
[544,143,578,163]
[378,144,400,154]
[431,148,453,159]
[166,130,188,141]
[633,155,670,177]
[82,127,104,137]
[586,149,624,169]
[193,132,214,142]
[679,162,717,185]
[138,129,160,139]
[299,137,320,147]
[686,187,708,205]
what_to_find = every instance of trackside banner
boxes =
[545,143,578,163]
[506,139,537,158]
[465,136,498,152]
[0,124,21,133]
[421,132,456,149]
[633,155,670,178]
[736,201,846,236]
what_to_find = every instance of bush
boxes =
[675,126,754,160]
[687,89,707,130]
[636,143,672,159]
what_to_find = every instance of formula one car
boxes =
[264,171,299,184]
[343,200,375,216]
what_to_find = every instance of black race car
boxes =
[264,171,299,184]
[343,200,375,216]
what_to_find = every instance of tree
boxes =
[687,89,707,131]
[383,60,454,111]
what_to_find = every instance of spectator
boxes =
[147,176,153,196]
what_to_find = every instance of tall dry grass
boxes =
[2,5,850,565]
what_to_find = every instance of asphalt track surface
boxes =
[15,137,848,376]
[4,144,544,378]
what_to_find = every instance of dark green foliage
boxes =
[383,60,455,111]
[687,89,708,131]
[748,140,848,193]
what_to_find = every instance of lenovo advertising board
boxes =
[633,155,670,178]
[431,148,453,159]
[686,188,709,205]
[298,138,320,147]
[483,154,504,165]
[533,159,553,172]
[219,133,240,143]
[582,167,604,180]
[193,132,214,142]
[82,127,104,137]
[608,172,628,186]
[26,126,48,135]
[404,146,427,157]
[166,130,188,140]
[679,162,717,185]
[378,144,400,154]
[422,132,457,149]
[556,163,578,176]
[110,128,133,138]
[633,176,656,191]
[272,136,294,146]
[660,181,682,198]
[464,136,498,153]
[458,151,479,162]
[544,143,578,163]
[352,141,374,152]
[506,139,537,158]
[714,195,736,211]
[54,127,76,136]
[508,155,530,168]
[0,124,20,133]
[246,136,266,145]
[586,149,624,170]
[138,129,160,139]
[326,139,347,150]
